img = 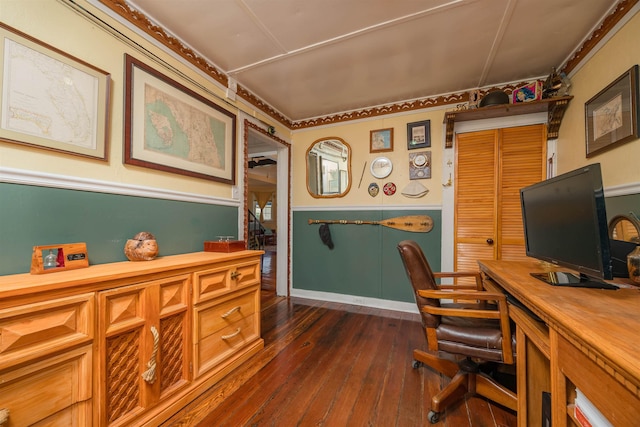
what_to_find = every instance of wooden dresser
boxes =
[0,251,264,427]
[479,259,640,427]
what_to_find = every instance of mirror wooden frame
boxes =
[306,137,352,198]
[608,214,640,243]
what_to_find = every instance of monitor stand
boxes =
[530,272,618,290]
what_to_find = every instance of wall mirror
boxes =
[608,214,640,243]
[306,137,352,198]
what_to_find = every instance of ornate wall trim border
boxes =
[97,0,635,130]
[563,0,639,75]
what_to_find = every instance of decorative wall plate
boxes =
[383,182,396,195]
[370,156,393,179]
[368,182,379,197]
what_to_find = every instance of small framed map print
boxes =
[0,23,110,160]
[585,65,639,157]
[124,54,236,183]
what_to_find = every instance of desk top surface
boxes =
[478,259,640,388]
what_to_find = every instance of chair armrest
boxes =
[433,271,483,290]
[417,289,506,302]
[433,271,481,279]
[418,289,507,320]
[421,304,501,320]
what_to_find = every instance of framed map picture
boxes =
[124,54,236,183]
[370,127,393,153]
[0,23,110,160]
[585,65,639,157]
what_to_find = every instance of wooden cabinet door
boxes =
[455,129,499,274]
[499,125,547,261]
[97,275,191,427]
[455,125,546,274]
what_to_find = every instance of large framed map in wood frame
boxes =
[0,23,110,160]
[124,54,236,184]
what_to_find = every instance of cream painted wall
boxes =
[291,108,446,207]
[557,9,640,187]
[0,0,287,198]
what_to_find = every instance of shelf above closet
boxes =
[444,95,573,148]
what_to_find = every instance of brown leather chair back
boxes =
[397,240,441,329]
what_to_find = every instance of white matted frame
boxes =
[124,54,236,184]
[0,23,110,160]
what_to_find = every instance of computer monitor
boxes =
[520,163,617,289]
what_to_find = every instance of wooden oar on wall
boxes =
[308,215,433,233]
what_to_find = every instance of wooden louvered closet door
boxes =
[454,124,547,275]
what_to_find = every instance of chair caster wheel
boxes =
[428,410,440,424]
[412,360,423,369]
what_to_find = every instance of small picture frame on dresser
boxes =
[30,242,89,274]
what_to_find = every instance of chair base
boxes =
[413,349,517,423]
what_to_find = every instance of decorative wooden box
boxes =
[204,240,246,253]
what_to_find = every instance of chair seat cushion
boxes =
[436,305,514,362]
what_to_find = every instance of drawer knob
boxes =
[230,271,241,280]
[221,305,241,318]
[221,328,241,340]
[0,408,9,425]
[142,325,159,385]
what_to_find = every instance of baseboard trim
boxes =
[290,288,418,314]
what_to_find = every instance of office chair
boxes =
[397,240,516,424]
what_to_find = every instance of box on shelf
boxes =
[512,81,543,103]
[204,240,246,253]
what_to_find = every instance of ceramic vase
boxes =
[627,245,640,284]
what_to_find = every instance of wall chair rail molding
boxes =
[0,167,240,206]
[604,181,640,198]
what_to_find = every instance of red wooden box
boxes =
[204,240,246,253]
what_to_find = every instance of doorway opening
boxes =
[245,120,290,297]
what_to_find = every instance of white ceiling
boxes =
[123,0,618,122]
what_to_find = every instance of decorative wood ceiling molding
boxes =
[98,0,634,131]
[292,82,538,130]
[236,86,292,128]
[563,0,639,75]
[98,0,293,129]
[291,93,465,130]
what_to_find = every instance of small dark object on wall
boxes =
[479,90,510,107]
[319,224,334,249]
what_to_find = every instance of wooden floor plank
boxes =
[168,251,517,427]
[210,309,344,425]
[241,310,364,426]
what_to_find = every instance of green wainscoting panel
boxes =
[293,209,442,303]
[0,183,238,275]
[606,194,640,220]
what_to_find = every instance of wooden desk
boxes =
[478,259,640,427]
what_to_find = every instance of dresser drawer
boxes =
[194,289,259,376]
[193,260,261,303]
[0,293,94,370]
[0,344,92,426]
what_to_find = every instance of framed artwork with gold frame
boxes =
[370,128,393,153]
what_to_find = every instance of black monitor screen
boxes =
[520,163,614,287]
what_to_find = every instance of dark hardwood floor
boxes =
[164,250,517,426]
